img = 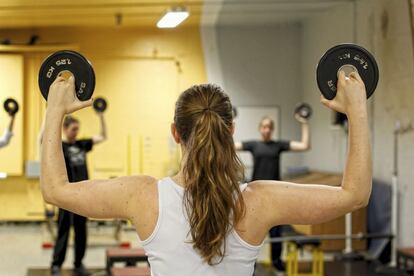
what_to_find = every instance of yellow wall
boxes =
[0,26,207,220]
[0,55,24,175]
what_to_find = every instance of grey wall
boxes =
[202,0,414,246]
[201,23,304,175]
[301,0,414,246]
[355,0,414,246]
[301,2,354,172]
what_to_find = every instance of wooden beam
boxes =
[0,44,79,53]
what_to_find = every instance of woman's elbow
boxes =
[41,188,56,205]
[358,195,370,208]
[350,194,371,212]
[40,180,66,206]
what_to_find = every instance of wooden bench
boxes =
[106,248,148,275]
[111,267,151,276]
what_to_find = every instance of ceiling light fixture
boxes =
[0,172,7,179]
[157,7,189,28]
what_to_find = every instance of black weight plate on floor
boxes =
[38,50,95,101]
[93,97,107,113]
[294,103,312,119]
[316,44,379,100]
[3,98,19,115]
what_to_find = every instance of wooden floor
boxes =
[255,261,400,276]
[27,261,400,276]
[28,268,102,276]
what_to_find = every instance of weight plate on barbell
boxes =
[316,44,379,100]
[294,103,312,119]
[93,97,107,113]
[3,98,19,115]
[38,50,95,101]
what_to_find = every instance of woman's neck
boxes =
[172,171,186,188]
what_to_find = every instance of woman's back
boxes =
[142,178,262,276]
[41,79,372,276]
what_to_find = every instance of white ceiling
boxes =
[202,0,355,26]
[0,0,355,28]
[0,0,204,28]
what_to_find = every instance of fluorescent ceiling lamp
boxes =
[157,8,189,28]
[0,172,7,179]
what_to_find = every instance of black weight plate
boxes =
[316,44,379,100]
[3,98,19,115]
[294,103,312,119]
[93,97,107,112]
[38,50,95,101]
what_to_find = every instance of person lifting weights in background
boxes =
[235,110,311,272]
[0,99,18,149]
[39,104,107,276]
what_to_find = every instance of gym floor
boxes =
[0,223,387,276]
[0,223,127,275]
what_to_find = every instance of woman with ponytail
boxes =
[41,72,372,275]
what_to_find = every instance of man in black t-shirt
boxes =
[42,114,107,276]
[240,139,291,181]
[236,115,310,272]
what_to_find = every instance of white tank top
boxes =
[141,177,263,276]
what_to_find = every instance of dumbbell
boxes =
[3,98,19,116]
[294,103,312,119]
[93,97,107,113]
[38,50,95,101]
[317,44,379,100]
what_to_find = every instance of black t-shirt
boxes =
[242,140,290,181]
[62,139,93,182]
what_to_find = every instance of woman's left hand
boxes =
[47,76,93,115]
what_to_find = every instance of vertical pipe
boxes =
[390,121,400,266]
[344,212,353,254]
[139,136,144,174]
[390,174,398,266]
[127,134,131,176]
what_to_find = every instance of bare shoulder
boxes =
[122,175,158,200]
[243,180,305,208]
[241,179,348,227]
[241,181,272,212]
[243,181,268,192]
[106,175,158,212]
[125,176,159,238]
[120,175,158,184]
[236,181,274,244]
[242,181,276,199]
[245,180,296,196]
[240,181,289,227]
[123,175,158,187]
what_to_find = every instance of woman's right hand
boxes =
[47,76,93,115]
[320,70,367,115]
